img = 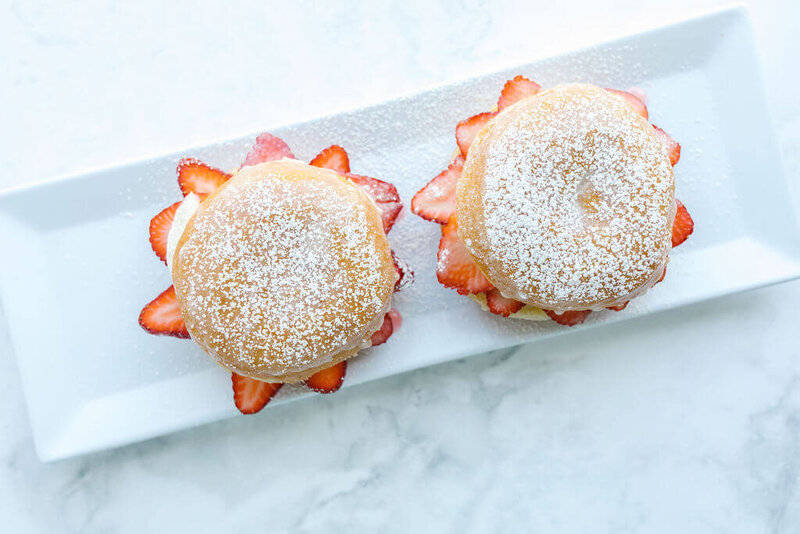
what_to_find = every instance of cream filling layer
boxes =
[165,192,201,271]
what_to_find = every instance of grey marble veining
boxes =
[1,0,799,532]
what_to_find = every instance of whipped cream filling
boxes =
[467,293,549,321]
[166,192,200,271]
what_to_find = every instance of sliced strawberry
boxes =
[345,173,403,233]
[392,251,414,292]
[672,199,694,247]
[177,158,231,197]
[305,361,347,394]
[411,155,463,224]
[437,218,494,295]
[653,125,681,166]
[242,132,295,167]
[456,111,497,156]
[232,373,283,414]
[139,285,190,338]
[149,201,180,263]
[387,308,402,330]
[544,309,592,326]
[606,88,649,120]
[485,288,525,317]
[497,75,541,111]
[370,312,394,347]
[310,144,350,173]
[607,301,629,312]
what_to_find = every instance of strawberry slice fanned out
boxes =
[497,75,541,111]
[411,155,463,224]
[653,125,681,166]
[607,301,629,312]
[139,286,190,338]
[310,145,351,173]
[456,111,497,157]
[149,201,180,263]
[486,288,525,317]
[345,173,403,233]
[387,308,402,330]
[242,133,295,167]
[606,89,649,120]
[370,312,395,347]
[177,158,231,197]
[672,199,694,247]
[392,251,414,292]
[305,361,347,394]
[232,373,283,414]
[544,309,592,326]
[437,218,494,295]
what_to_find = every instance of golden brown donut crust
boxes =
[457,84,675,312]
[171,160,396,383]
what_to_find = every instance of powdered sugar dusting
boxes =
[461,84,674,310]
[172,161,394,379]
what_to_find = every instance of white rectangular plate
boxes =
[2,6,799,461]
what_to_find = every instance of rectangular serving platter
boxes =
[2,6,799,461]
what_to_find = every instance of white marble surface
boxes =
[1,0,799,532]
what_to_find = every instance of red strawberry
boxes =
[345,173,403,233]
[392,251,414,292]
[149,201,180,263]
[305,361,347,394]
[607,301,629,312]
[310,145,350,173]
[387,308,402,330]
[139,286,190,338]
[232,373,283,415]
[497,75,541,111]
[411,155,463,224]
[242,133,295,167]
[606,88,649,120]
[370,312,394,347]
[177,158,231,197]
[544,309,592,326]
[437,218,494,295]
[456,111,497,156]
[653,125,681,166]
[485,288,525,317]
[672,199,694,247]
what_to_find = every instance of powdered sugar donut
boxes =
[171,159,397,383]
[456,84,675,312]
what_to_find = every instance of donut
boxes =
[456,84,675,312]
[170,159,397,383]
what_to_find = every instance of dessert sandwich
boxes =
[412,76,694,325]
[140,134,409,413]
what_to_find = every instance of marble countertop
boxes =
[1,0,799,532]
